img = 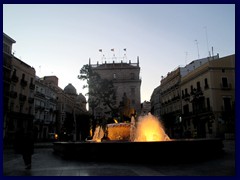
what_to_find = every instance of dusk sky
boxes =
[3,4,235,104]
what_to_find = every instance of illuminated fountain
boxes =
[53,113,224,163]
[97,113,170,142]
[133,114,170,142]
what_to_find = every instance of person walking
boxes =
[14,127,34,170]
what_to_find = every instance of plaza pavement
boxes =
[3,140,235,176]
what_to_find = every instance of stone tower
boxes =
[89,57,141,118]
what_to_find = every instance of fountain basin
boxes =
[53,138,224,163]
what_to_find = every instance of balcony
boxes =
[19,94,27,101]
[35,105,45,111]
[220,83,232,90]
[204,84,209,89]
[28,97,34,104]
[50,98,57,103]
[29,83,35,90]
[11,75,19,83]
[182,93,190,101]
[9,91,18,99]
[20,79,28,87]
[3,58,12,70]
[36,91,45,98]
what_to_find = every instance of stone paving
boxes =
[3,140,235,176]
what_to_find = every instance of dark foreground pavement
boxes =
[3,140,235,176]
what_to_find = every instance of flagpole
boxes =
[123,48,127,61]
[99,49,104,63]
[111,48,115,61]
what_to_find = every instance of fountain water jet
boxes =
[133,113,170,142]
[92,126,104,142]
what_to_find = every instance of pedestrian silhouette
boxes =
[14,127,34,169]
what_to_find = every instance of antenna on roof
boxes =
[195,40,200,59]
[204,26,211,57]
[185,52,188,65]
[123,48,127,61]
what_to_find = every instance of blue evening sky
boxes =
[3,4,235,103]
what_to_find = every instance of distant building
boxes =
[89,58,141,119]
[34,78,88,141]
[34,76,58,140]
[150,85,161,119]
[140,101,151,116]
[159,67,182,138]
[58,83,88,141]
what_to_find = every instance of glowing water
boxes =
[107,123,130,140]
[134,113,170,142]
[91,113,170,142]
[92,126,104,142]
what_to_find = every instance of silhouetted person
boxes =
[14,127,34,170]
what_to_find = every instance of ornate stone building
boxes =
[89,58,141,120]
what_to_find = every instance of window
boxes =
[131,87,135,96]
[12,69,17,76]
[3,43,11,54]
[20,104,23,113]
[132,99,135,105]
[22,73,25,80]
[204,78,209,89]
[223,97,231,112]
[197,81,201,91]
[130,73,135,79]
[183,104,189,115]
[190,85,193,93]
[113,73,117,79]
[206,98,210,110]
[222,77,228,88]
[10,102,14,112]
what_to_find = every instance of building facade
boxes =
[181,54,235,138]
[140,101,151,116]
[3,33,16,142]
[89,58,141,120]
[151,54,235,139]
[7,56,36,142]
[34,76,58,141]
[3,33,89,143]
[150,85,161,119]
[159,67,182,138]
[56,83,88,141]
